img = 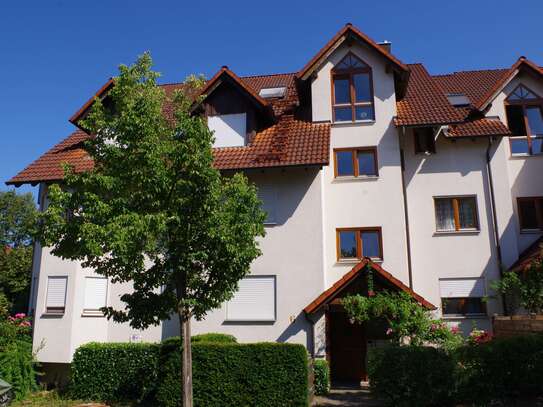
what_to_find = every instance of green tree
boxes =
[0,191,37,315]
[36,53,266,406]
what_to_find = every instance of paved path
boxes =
[314,384,383,407]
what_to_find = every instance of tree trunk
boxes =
[179,311,193,407]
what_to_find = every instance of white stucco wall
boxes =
[311,42,410,288]
[486,72,543,254]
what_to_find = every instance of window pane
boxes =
[505,105,527,136]
[442,298,484,316]
[526,107,543,136]
[510,138,529,155]
[353,73,371,102]
[357,151,376,176]
[334,107,352,122]
[458,198,477,229]
[519,199,539,229]
[355,105,374,121]
[339,231,357,258]
[435,199,455,231]
[532,138,543,154]
[333,78,351,104]
[336,151,354,176]
[361,231,380,258]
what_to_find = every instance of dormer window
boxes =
[331,53,375,123]
[505,85,543,156]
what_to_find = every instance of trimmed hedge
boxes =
[191,333,237,343]
[156,342,308,407]
[313,359,330,396]
[368,334,543,406]
[71,337,308,406]
[368,346,455,407]
[70,342,160,402]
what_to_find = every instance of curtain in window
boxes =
[435,199,455,231]
[458,199,476,229]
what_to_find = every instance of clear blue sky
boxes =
[2,1,542,197]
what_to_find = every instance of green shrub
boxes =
[0,339,37,400]
[191,333,237,343]
[70,342,159,402]
[313,358,330,396]
[455,334,543,404]
[156,342,308,407]
[368,345,455,407]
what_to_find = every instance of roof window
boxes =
[446,93,471,107]
[258,87,287,98]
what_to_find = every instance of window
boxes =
[226,276,276,321]
[45,276,67,315]
[207,113,247,147]
[414,128,436,154]
[434,196,479,232]
[440,278,486,317]
[505,85,543,156]
[446,93,471,107]
[337,228,382,261]
[258,87,286,98]
[332,53,374,122]
[257,185,277,225]
[517,197,543,231]
[83,277,108,314]
[334,148,378,177]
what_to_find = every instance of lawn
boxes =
[11,391,106,407]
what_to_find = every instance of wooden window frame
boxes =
[336,227,383,261]
[434,196,479,232]
[333,147,379,178]
[504,84,543,156]
[331,52,375,123]
[517,196,543,231]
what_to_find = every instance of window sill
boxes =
[81,311,106,318]
[264,222,278,227]
[337,258,382,265]
[41,313,64,318]
[433,230,480,236]
[520,229,543,235]
[332,120,375,127]
[223,319,276,324]
[332,175,379,183]
[510,153,543,159]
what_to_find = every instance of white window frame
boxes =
[83,276,108,316]
[45,276,68,315]
[225,275,276,322]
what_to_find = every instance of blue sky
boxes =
[1,1,542,197]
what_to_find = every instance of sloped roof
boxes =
[304,258,435,314]
[446,118,512,138]
[509,237,543,273]
[395,64,465,126]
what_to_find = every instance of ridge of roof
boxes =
[431,67,509,78]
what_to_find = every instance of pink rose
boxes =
[451,326,460,334]
[386,328,393,336]
[15,313,26,319]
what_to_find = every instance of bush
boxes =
[313,359,330,396]
[455,334,543,404]
[368,346,455,407]
[156,342,308,407]
[70,342,159,402]
[191,333,237,343]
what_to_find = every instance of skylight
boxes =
[259,87,287,98]
[446,93,471,107]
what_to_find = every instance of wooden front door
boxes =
[328,311,366,383]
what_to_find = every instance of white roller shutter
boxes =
[226,276,276,321]
[84,277,108,311]
[46,276,67,310]
[439,278,485,298]
[208,113,246,147]
[257,185,277,224]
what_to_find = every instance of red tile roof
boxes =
[297,23,408,81]
[509,237,543,273]
[304,258,435,314]
[446,118,512,138]
[7,73,330,186]
[395,64,465,126]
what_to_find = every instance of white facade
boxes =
[25,28,543,371]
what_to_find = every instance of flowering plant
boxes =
[467,328,492,345]
[1,312,32,340]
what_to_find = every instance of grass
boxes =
[10,391,91,407]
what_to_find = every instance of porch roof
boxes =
[303,259,436,314]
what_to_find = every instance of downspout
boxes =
[485,136,507,314]
[400,126,414,288]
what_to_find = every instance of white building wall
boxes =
[311,42,410,288]
[486,72,543,254]
[403,132,502,332]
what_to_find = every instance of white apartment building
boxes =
[8,23,543,383]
